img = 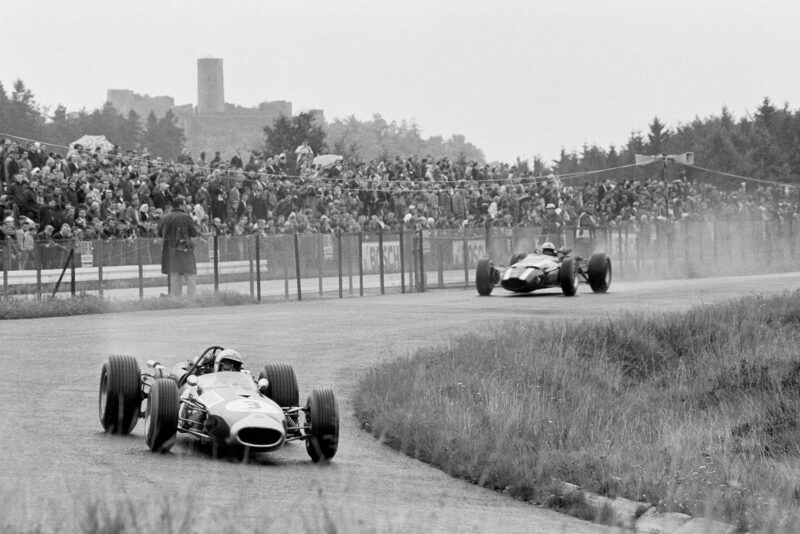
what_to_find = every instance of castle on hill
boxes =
[107,57,324,159]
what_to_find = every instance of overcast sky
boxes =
[3,0,799,163]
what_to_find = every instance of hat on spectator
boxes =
[546,203,556,209]
[3,216,15,224]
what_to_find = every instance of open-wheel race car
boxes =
[475,244,612,297]
[98,345,339,462]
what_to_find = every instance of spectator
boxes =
[159,195,198,297]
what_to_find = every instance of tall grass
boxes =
[354,291,800,532]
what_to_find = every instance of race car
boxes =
[475,245,612,297]
[98,345,339,462]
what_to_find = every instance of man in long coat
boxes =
[159,196,198,297]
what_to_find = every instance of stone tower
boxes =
[197,57,224,114]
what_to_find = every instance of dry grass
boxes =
[354,290,800,532]
[0,290,256,319]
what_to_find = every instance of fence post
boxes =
[463,231,469,289]
[399,226,405,294]
[418,230,426,292]
[137,241,144,300]
[3,245,8,298]
[255,234,261,303]
[358,231,364,297]
[437,235,444,289]
[378,227,385,295]
[294,232,302,301]
[213,234,219,294]
[616,226,623,280]
[283,236,290,300]
[70,245,76,296]
[337,232,343,299]
[36,248,42,301]
[97,239,104,302]
[317,234,324,296]
[249,236,255,299]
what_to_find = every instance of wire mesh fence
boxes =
[1,218,797,302]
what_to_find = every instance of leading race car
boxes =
[475,244,612,297]
[98,345,339,462]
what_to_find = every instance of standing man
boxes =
[159,196,198,297]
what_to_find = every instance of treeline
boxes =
[545,98,800,186]
[0,80,184,160]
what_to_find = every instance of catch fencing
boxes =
[1,218,797,301]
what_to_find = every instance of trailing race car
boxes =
[475,243,612,297]
[98,345,339,462]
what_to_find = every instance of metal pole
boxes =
[3,245,8,298]
[137,241,144,300]
[317,234,323,296]
[437,235,444,289]
[378,228,385,295]
[213,234,219,294]
[337,232,343,298]
[294,232,302,301]
[255,234,261,303]
[399,226,406,294]
[358,231,364,297]
[463,231,469,289]
[36,251,42,301]
[70,245,76,296]
[97,239,104,302]
[418,230,426,292]
[283,236,290,300]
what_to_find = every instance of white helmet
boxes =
[214,349,243,372]
[541,242,556,256]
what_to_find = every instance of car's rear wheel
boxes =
[588,252,612,293]
[476,258,495,296]
[145,378,179,452]
[508,251,527,266]
[305,387,339,463]
[99,355,142,434]
[558,257,579,296]
[259,363,300,433]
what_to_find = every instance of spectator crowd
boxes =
[1,137,799,258]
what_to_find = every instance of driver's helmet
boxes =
[214,349,243,372]
[541,242,556,256]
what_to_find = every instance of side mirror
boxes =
[186,375,198,386]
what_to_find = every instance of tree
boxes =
[645,117,670,155]
[263,111,326,170]
[141,110,185,160]
[7,79,43,140]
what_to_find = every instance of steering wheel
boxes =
[179,345,225,386]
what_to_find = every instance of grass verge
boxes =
[354,290,800,532]
[0,290,256,319]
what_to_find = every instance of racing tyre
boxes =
[145,378,179,453]
[305,387,339,463]
[475,259,495,296]
[558,257,579,296]
[258,363,300,407]
[259,363,300,432]
[587,253,612,293]
[99,355,142,434]
[508,251,527,266]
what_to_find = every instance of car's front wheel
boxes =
[145,378,179,453]
[305,387,339,463]
[99,355,142,434]
[558,257,579,296]
[476,258,495,296]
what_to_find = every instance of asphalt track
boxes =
[1,272,798,533]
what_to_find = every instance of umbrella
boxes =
[68,135,115,158]
[312,154,343,169]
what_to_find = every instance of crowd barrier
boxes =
[1,219,797,302]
